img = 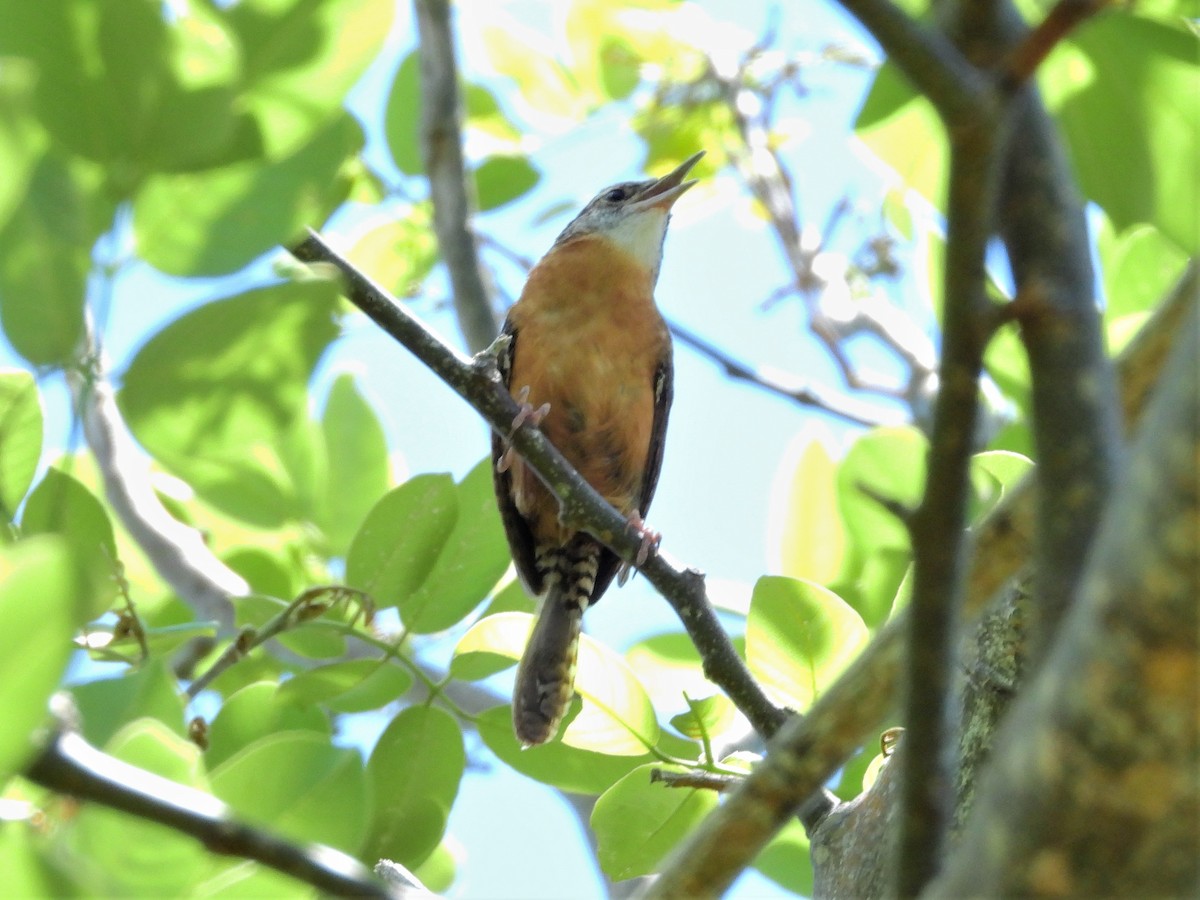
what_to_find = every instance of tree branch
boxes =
[953,0,1125,667]
[1001,0,1111,88]
[68,329,243,634]
[414,0,498,353]
[833,0,991,125]
[25,726,393,898]
[289,231,787,741]
[895,116,1006,893]
[930,285,1200,898]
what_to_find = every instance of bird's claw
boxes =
[618,511,661,585]
[497,387,550,474]
[509,386,551,436]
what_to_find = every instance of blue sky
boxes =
[1,1,925,896]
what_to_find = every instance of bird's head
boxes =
[552,150,704,284]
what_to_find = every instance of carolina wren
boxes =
[492,151,703,746]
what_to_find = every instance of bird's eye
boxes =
[604,188,627,202]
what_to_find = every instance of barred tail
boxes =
[512,546,599,746]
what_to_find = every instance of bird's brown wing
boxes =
[491,315,544,596]
[590,339,674,603]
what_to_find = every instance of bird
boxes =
[492,150,704,747]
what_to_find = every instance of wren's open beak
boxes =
[631,150,705,213]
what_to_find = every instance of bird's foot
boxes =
[618,510,661,585]
[509,386,551,435]
[497,387,551,474]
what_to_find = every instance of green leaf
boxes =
[464,83,523,144]
[753,818,814,896]
[118,282,340,526]
[347,204,438,298]
[73,720,210,897]
[476,705,655,795]
[625,631,729,713]
[0,155,96,366]
[837,426,927,556]
[592,764,719,880]
[0,59,46,232]
[984,322,1032,418]
[0,536,77,783]
[477,577,536,619]
[482,18,586,124]
[769,438,846,584]
[669,695,736,741]
[401,459,511,633]
[971,450,1034,522]
[413,841,457,895]
[224,547,298,600]
[345,473,458,617]
[225,0,393,159]
[134,112,362,276]
[1099,221,1189,320]
[22,467,117,619]
[0,370,42,519]
[1042,13,1199,251]
[384,51,422,176]
[454,611,659,755]
[317,374,391,555]
[210,730,368,854]
[206,680,330,770]
[746,576,869,712]
[0,1,240,183]
[277,659,412,714]
[450,610,523,681]
[0,811,72,897]
[474,155,540,211]
[366,706,465,868]
[855,63,946,210]
[70,659,187,751]
[843,546,912,629]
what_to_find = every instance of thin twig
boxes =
[25,728,392,897]
[414,0,498,352]
[290,231,787,741]
[186,586,372,699]
[667,319,903,427]
[1002,0,1111,88]
[650,768,743,793]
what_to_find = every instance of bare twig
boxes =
[290,231,787,741]
[667,319,903,427]
[186,586,372,699]
[25,726,391,897]
[414,0,499,352]
[1002,0,1111,88]
[650,768,743,793]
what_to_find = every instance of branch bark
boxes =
[69,331,243,633]
[25,725,393,897]
[929,283,1199,898]
[414,0,498,353]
